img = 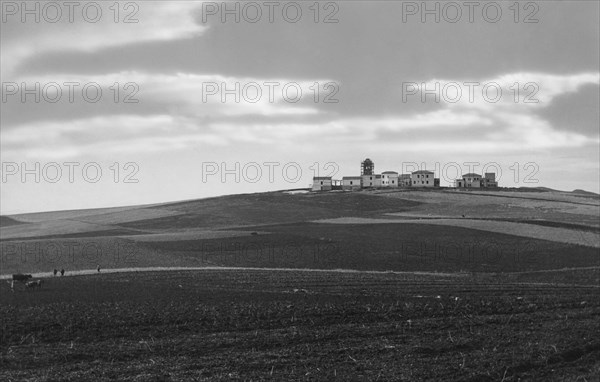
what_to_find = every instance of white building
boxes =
[342,176,362,191]
[312,177,332,191]
[381,171,398,187]
[411,170,434,187]
[454,173,498,188]
[381,171,399,187]
[462,173,482,188]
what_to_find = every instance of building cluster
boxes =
[312,158,498,191]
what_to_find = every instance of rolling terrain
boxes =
[1,188,599,380]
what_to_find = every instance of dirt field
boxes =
[1,269,599,381]
[1,189,599,380]
[314,217,600,247]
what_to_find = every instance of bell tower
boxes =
[361,158,374,176]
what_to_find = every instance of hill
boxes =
[572,189,600,197]
[1,188,598,275]
[2,188,599,381]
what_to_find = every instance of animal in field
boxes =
[5,280,15,292]
[25,280,42,290]
[97,265,101,273]
[12,274,32,282]
[53,269,58,276]
[60,269,65,276]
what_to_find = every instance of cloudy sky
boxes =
[1,1,599,214]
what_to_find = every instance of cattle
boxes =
[25,280,42,290]
[53,269,58,276]
[12,274,32,282]
[97,265,101,273]
[60,269,65,276]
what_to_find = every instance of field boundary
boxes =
[0,266,470,280]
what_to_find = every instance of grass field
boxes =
[1,188,599,380]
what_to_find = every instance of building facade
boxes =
[454,173,498,188]
[462,173,482,188]
[312,177,332,191]
[342,176,362,191]
[381,171,399,187]
[361,158,374,175]
[482,173,498,187]
[361,174,382,188]
[411,170,435,187]
[399,174,412,187]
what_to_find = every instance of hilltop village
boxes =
[312,158,498,191]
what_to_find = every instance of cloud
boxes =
[419,72,600,111]
[392,71,600,152]
[4,71,327,125]
[1,114,227,159]
[1,3,207,76]
[3,69,598,161]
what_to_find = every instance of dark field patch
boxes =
[0,216,26,227]
[399,217,600,233]
[498,219,600,233]
[136,223,600,274]
[1,270,599,381]
[0,228,147,242]
[121,192,422,230]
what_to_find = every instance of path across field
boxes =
[0,266,468,280]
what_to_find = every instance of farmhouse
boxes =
[312,158,498,192]
[454,173,497,188]
[342,176,362,191]
[411,170,435,187]
[361,174,382,188]
[456,173,481,188]
[381,171,399,187]
[312,176,332,191]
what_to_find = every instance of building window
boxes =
[426,181,429,184]
[320,181,323,185]
[350,181,353,185]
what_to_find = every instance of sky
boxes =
[1,1,599,214]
